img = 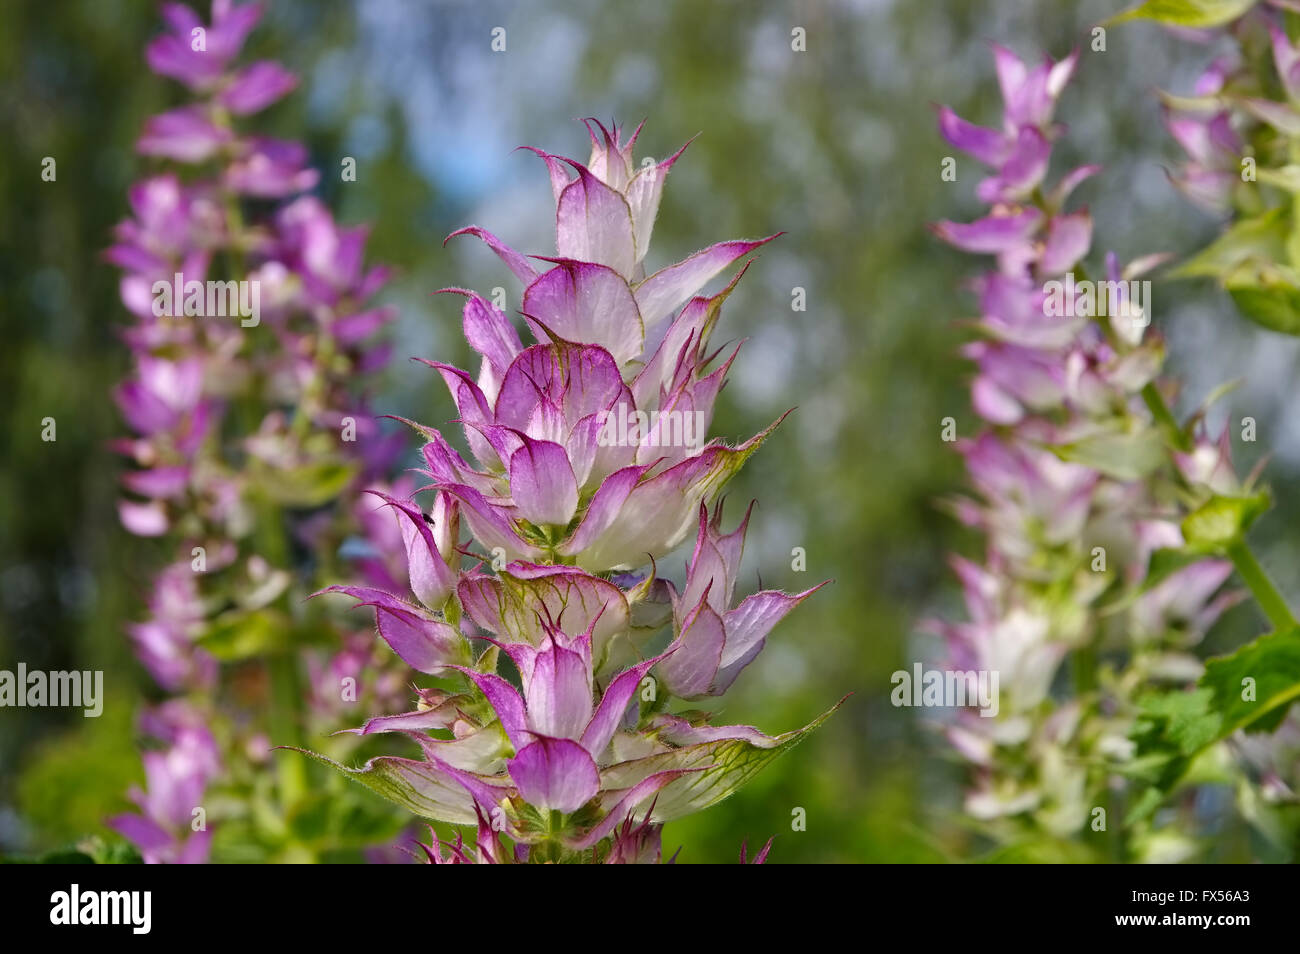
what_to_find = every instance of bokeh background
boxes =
[3,0,1298,862]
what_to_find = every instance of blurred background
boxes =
[2,0,1298,862]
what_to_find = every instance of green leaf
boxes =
[978,838,1102,864]
[1155,88,1227,113]
[1199,627,1300,737]
[77,836,144,865]
[1124,628,1300,821]
[1053,428,1164,481]
[1253,165,1300,193]
[257,460,358,508]
[198,609,292,661]
[1169,208,1300,334]
[1226,274,1300,335]
[1141,687,1222,756]
[1169,209,1288,280]
[1180,491,1270,550]
[1110,0,1258,28]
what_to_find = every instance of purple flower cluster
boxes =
[108,1,405,862]
[311,120,833,863]
[933,47,1242,839]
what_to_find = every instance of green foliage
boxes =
[1111,0,1259,28]
[1127,629,1300,820]
[1170,202,1300,335]
[13,702,140,846]
[1181,491,1271,550]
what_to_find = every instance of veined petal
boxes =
[420,432,496,494]
[499,563,631,661]
[295,750,506,826]
[649,714,780,747]
[457,669,530,750]
[410,721,511,775]
[634,236,780,344]
[555,464,647,564]
[439,483,545,563]
[715,585,825,692]
[623,137,692,262]
[519,145,574,203]
[366,491,459,611]
[348,703,465,736]
[556,160,638,278]
[581,650,670,758]
[441,287,523,382]
[632,260,750,410]
[445,226,538,284]
[658,599,726,698]
[562,417,781,571]
[567,768,698,851]
[508,736,600,813]
[583,118,635,192]
[524,638,594,740]
[372,603,468,674]
[313,586,469,675]
[508,436,580,527]
[521,260,644,365]
[598,700,842,822]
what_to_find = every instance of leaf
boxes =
[1180,490,1270,550]
[1124,628,1300,821]
[1169,208,1300,334]
[1199,627,1300,737]
[257,460,358,508]
[198,609,292,661]
[1253,165,1300,193]
[1141,687,1222,756]
[1226,276,1300,336]
[598,700,842,822]
[1053,428,1164,481]
[1110,0,1258,28]
[978,838,1102,864]
[1155,88,1227,113]
[1169,209,1288,280]
[78,837,144,865]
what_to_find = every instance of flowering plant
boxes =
[307,119,838,863]
[932,32,1298,860]
[107,0,412,863]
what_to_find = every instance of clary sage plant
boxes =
[108,0,412,863]
[931,5,1300,861]
[308,120,837,864]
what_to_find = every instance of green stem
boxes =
[270,652,309,810]
[247,486,309,816]
[1227,538,1297,629]
[1136,359,1296,629]
[1140,382,1191,452]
